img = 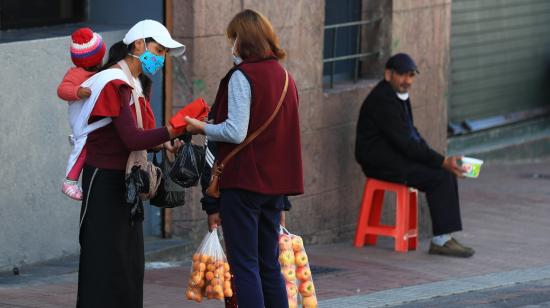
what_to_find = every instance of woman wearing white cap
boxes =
[76,20,185,308]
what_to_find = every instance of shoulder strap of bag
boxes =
[117,60,144,129]
[219,69,289,167]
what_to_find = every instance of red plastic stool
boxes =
[354,178,418,252]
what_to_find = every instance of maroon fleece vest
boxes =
[212,58,304,195]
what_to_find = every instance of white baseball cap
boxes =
[123,19,186,56]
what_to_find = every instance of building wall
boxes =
[0,30,126,271]
[0,0,452,270]
[169,0,451,243]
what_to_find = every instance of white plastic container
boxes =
[461,157,484,178]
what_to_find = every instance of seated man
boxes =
[355,53,474,258]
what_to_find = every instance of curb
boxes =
[318,264,550,307]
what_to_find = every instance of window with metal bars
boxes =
[323,0,382,88]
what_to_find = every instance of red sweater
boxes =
[213,58,304,195]
[86,80,169,170]
[57,67,95,101]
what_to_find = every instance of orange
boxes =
[198,262,206,272]
[185,289,195,300]
[213,285,223,294]
[224,288,233,297]
[191,272,203,285]
[194,292,203,303]
[207,264,216,272]
[210,278,221,286]
[205,271,214,281]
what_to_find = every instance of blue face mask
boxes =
[132,39,165,75]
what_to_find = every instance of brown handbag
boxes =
[206,69,289,198]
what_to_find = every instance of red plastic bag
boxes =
[170,98,210,129]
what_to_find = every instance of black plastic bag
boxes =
[150,150,186,208]
[125,165,150,204]
[125,165,149,222]
[169,140,206,188]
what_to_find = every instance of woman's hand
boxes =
[207,213,221,231]
[167,124,185,139]
[280,211,286,227]
[164,139,183,153]
[185,116,206,135]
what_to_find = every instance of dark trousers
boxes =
[219,189,288,308]
[403,163,463,236]
[77,165,144,308]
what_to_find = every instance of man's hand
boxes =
[185,116,206,135]
[207,213,221,231]
[442,156,467,178]
[77,87,92,99]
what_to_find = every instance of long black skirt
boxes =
[77,165,144,308]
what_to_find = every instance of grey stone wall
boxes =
[0,30,125,271]
[169,0,451,244]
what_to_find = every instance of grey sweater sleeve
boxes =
[204,70,251,144]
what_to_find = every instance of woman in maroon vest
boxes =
[186,9,304,308]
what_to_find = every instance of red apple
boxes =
[281,266,296,282]
[296,266,311,281]
[294,251,309,267]
[288,298,298,308]
[299,280,315,297]
[302,295,318,307]
[279,234,292,250]
[278,250,295,266]
[292,236,304,252]
[286,282,298,297]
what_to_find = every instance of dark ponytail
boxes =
[101,40,152,100]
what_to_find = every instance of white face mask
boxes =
[396,92,409,101]
[231,38,242,65]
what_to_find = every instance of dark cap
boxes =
[385,53,419,74]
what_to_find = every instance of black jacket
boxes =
[355,80,445,183]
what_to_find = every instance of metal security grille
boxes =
[449,0,550,133]
[323,19,381,88]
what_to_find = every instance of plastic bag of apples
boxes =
[279,226,318,308]
[185,229,233,303]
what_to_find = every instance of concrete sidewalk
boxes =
[1,160,550,307]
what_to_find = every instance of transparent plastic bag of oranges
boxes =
[186,228,233,303]
[279,226,318,308]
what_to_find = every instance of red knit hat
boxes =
[70,27,106,68]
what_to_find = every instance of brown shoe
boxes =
[429,238,475,258]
